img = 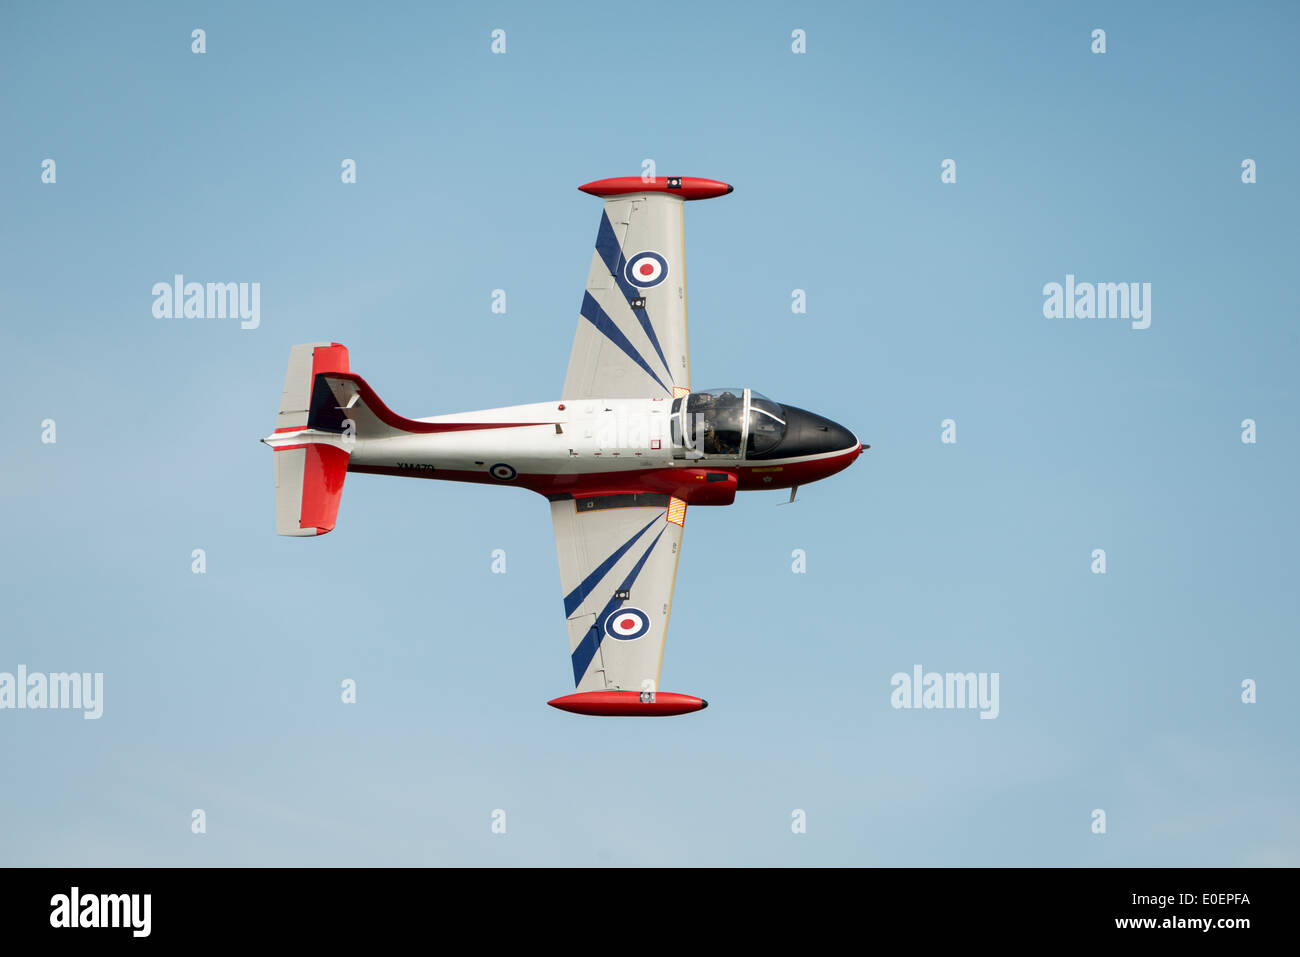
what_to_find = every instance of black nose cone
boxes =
[748,405,858,460]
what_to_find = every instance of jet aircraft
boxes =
[264,176,866,715]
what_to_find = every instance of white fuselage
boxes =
[348,397,700,476]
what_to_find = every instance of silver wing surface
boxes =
[562,193,692,400]
[549,493,687,691]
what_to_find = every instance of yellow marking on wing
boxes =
[666,497,686,526]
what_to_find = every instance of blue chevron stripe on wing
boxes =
[570,525,667,685]
[594,212,674,386]
[578,291,670,396]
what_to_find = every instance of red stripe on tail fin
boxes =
[311,343,349,378]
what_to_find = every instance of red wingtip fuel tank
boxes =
[579,176,733,201]
[547,691,709,717]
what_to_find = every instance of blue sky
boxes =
[1,0,1296,865]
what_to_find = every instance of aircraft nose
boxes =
[796,408,858,455]
[822,418,858,454]
[755,406,861,459]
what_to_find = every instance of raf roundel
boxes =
[489,463,517,481]
[624,252,668,288]
[604,607,651,640]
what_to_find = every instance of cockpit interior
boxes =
[670,388,785,457]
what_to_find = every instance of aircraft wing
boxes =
[561,176,731,401]
[550,492,687,692]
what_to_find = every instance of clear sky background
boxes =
[2,1,1296,866]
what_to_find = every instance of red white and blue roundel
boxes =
[624,252,668,288]
[604,607,650,640]
[489,462,517,481]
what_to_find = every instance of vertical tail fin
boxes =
[270,343,351,536]
[276,342,349,432]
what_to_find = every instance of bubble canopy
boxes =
[670,388,788,457]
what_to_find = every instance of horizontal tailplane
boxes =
[274,443,349,536]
